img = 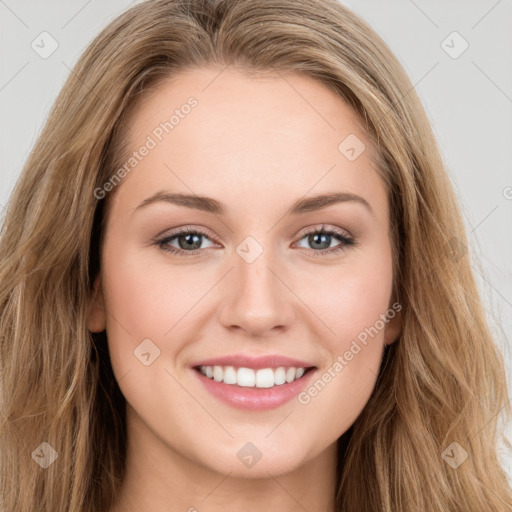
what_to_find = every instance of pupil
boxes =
[310,233,330,250]
[180,233,201,250]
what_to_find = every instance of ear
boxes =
[86,274,107,333]
[384,297,403,346]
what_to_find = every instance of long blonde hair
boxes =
[1,0,510,510]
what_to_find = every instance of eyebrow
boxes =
[133,190,374,217]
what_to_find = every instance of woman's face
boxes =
[88,66,401,478]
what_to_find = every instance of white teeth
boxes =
[197,365,309,388]
[255,368,274,388]
[285,367,296,383]
[237,367,255,387]
[213,366,223,382]
[223,366,237,384]
[274,367,286,385]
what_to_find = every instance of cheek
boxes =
[297,248,393,349]
[298,243,394,403]
[335,272,392,342]
[100,243,218,381]
[294,264,393,438]
[100,248,199,418]
[101,243,191,336]
[103,263,165,335]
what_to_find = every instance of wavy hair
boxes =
[0,0,510,510]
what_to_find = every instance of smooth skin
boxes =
[87,66,402,512]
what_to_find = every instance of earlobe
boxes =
[384,293,403,346]
[86,275,107,333]
[384,307,402,346]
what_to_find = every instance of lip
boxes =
[191,366,317,411]
[190,353,316,370]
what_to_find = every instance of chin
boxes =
[196,438,307,478]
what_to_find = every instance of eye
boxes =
[294,224,355,256]
[154,224,355,257]
[155,227,217,256]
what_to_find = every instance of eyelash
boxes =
[154,225,356,257]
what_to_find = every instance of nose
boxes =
[218,245,296,337]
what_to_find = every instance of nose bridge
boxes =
[218,234,294,334]
[234,234,282,305]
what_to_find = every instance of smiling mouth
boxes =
[193,364,316,389]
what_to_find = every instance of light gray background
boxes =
[1,0,511,480]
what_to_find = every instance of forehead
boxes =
[107,66,388,224]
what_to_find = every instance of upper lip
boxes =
[191,354,316,370]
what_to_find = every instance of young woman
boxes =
[1,0,510,510]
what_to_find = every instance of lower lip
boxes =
[192,368,317,411]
